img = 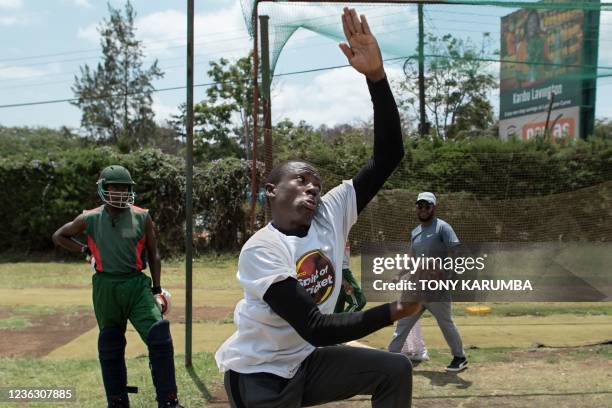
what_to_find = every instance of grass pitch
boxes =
[0,256,610,407]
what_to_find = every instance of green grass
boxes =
[566,345,612,359]
[419,344,612,367]
[2,346,609,407]
[0,254,240,290]
[1,256,611,407]
[424,347,513,364]
[0,316,31,330]
[449,302,612,317]
[11,304,87,315]
[0,305,89,330]
[0,353,222,407]
[545,355,561,364]
[0,305,89,317]
[4,259,609,317]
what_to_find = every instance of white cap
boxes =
[416,192,436,206]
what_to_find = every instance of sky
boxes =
[0,0,610,131]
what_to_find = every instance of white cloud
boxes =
[0,14,33,26]
[135,2,249,58]
[600,12,612,64]
[272,65,403,127]
[0,63,61,81]
[60,0,92,7]
[77,3,250,60]
[0,16,18,26]
[0,0,30,26]
[72,0,93,8]
[77,22,99,43]
[152,96,180,123]
[0,0,22,9]
[595,11,612,121]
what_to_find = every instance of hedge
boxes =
[2,137,611,254]
[0,148,263,254]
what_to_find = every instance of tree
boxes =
[594,119,612,139]
[0,126,86,158]
[71,1,163,150]
[146,123,185,155]
[397,33,497,139]
[172,53,262,162]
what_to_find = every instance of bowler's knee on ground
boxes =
[224,346,413,408]
[300,347,413,408]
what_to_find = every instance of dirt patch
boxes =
[0,308,12,319]
[171,306,233,323]
[0,305,233,358]
[206,385,230,406]
[0,309,96,357]
[509,344,611,359]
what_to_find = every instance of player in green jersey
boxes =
[52,165,182,408]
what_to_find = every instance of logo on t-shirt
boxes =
[296,249,335,305]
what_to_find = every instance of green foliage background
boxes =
[1,124,611,255]
[0,147,262,255]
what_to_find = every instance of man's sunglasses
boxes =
[416,202,433,209]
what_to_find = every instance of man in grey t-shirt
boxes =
[388,192,468,372]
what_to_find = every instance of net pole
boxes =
[184,0,194,368]
[260,15,273,223]
[251,3,260,231]
[544,92,555,141]
[582,1,600,138]
[418,3,427,137]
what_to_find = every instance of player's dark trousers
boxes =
[224,345,412,408]
[389,301,465,358]
[92,272,176,407]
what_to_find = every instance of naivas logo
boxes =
[296,249,335,305]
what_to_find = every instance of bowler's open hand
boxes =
[339,7,385,82]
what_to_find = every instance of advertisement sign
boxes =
[499,3,598,139]
[499,106,580,140]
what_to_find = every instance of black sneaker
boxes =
[446,356,468,372]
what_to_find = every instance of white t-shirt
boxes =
[215,180,358,379]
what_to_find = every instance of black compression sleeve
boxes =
[263,277,392,347]
[353,76,404,214]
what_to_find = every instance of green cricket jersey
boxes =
[83,205,149,274]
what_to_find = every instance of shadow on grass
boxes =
[414,370,473,389]
[186,365,214,402]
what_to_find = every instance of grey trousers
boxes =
[388,302,465,358]
[224,345,412,408]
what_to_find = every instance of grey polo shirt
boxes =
[410,217,460,258]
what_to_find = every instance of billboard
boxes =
[499,2,599,140]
